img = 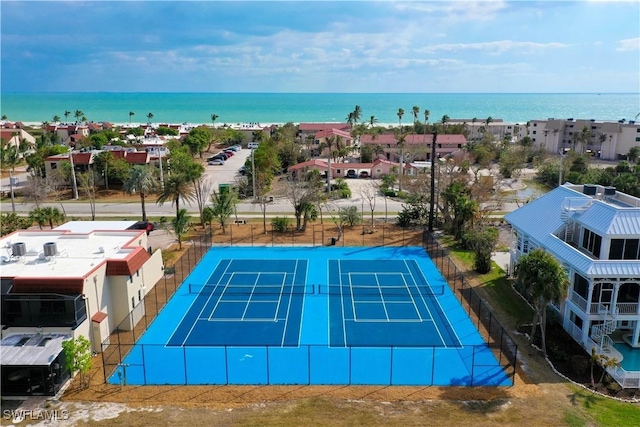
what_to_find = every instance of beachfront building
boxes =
[359,133,467,162]
[0,221,164,396]
[527,118,640,161]
[505,184,640,388]
[298,122,350,142]
[446,118,522,142]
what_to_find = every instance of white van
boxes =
[248,142,260,149]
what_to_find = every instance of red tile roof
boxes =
[124,152,149,164]
[360,133,467,145]
[299,123,349,132]
[314,128,352,139]
[288,159,329,171]
[106,247,150,276]
[71,152,93,165]
[91,311,108,323]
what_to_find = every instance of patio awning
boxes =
[0,333,71,366]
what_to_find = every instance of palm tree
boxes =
[210,189,237,234]
[74,110,84,123]
[29,208,47,230]
[129,111,135,124]
[395,130,408,192]
[156,173,196,217]
[123,165,160,222]
[346,112,355,129]
[210,114,219,128]
[369,115,378,128]
[64,110,71,122]
[515,248,569,358]
[1,143,20,212]
[352,105,362,125]
[52,115,61,124]
[172,208,190,250]
[485,116,493,138]
[397,108,405,130]
[471,117,477,139]
[412,106,420,123]
[147,112,154,125]
[42,206,65,228]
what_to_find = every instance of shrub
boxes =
[271,216,290,232]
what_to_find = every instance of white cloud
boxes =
[421,40,570,54]
[616,37,640,52]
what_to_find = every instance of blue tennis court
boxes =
[110,246,511,386]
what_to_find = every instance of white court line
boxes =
[274,271,287,323]
[281,262,297,346]
[374,273,390,321]
[411,259,463,346]
[180,283,220,346]
[399,272,423,322]
[339,260,347,347]
[405,259,447,347]
[240,272,259,320]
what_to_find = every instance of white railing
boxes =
[617,302,639,315]
[570,291,588,312]
[591,320,616,341]
[601,335,614,353]
[586,338,640,389]
[563,318,583,344]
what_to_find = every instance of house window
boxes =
[635,137,640,142]
[136,270,140,277]
[336,169,341,174]
[532,131,537,135]
[534,123,537,127]
[522,238,529,254]
[569,311,583,329]
[610,239,640,260]
[581,228,602,258]
[458,144,462,148]
[50,163,57,170]
[138,289,142,302]
[131,297,135,309]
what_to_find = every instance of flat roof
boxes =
[0,227,146,279]
[54,220,137,233]
[0,333,71,366]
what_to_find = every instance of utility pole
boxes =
[69,148,79,199]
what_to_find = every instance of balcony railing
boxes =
[617,302,640,315]
[570,290,588,312]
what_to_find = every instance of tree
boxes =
[193,176,213,225]
[284,174,323,231]
[129,111,135,124]
[397,108,405,130]
[463,227,499,273]
[628,146,640,164]
[52,115,61,123]
[1,213,32,236]
[339,205,361,227]
[210,189,237,234]
[172,208,190,249]
[42,206,65,228]
[360,181,378,226]
[61,336,92,389]
[412,106,420,123]
[147,112,154,125]
[515,248,569,358]
[29,208,47,230]
[369,115,378,128]
[123,165,160,222]
[201,206,215,231]
[1,141,21,212]
[156,173,196,217]
[77,172,97,220]
[394,130,408,191]
[352,105,362,126]
[64,110,71,122]
[74,110,84,123]
[210,114,219,128]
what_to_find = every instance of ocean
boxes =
[1,92,638,126]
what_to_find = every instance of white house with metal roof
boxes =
[0,221,164,396]
[505,184,640,388]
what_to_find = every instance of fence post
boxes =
[183,346,188,385]
[230,224,233,245]
[101,344,107,382]
[470,346,476,386]
[382,225,385,246]
[141,344,147,385]
[251,226,254,246]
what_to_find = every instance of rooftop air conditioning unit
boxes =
[583,184,597,196]
[11,242,26,257]
[604,187,616,196]
[43,242,58,257]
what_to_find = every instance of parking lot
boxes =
[203,147,252,193]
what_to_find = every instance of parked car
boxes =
[359,171,370,178]
[346,170,357,178]
[208,159,225,166]
[238,166,247,175]
[127,221,156,235]
[222,150,234,157]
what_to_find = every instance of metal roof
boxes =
[505,185,640,277]
[575,202,640,236]
[0,333,70,366]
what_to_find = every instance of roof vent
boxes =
[43,242,58,257]
[604,186,616,196]
[583,184,597,196]
[11,242,26,257]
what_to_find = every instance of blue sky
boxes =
[1,1,639,93]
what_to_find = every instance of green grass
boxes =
[442,237,534,325]
[566,386,640,427]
